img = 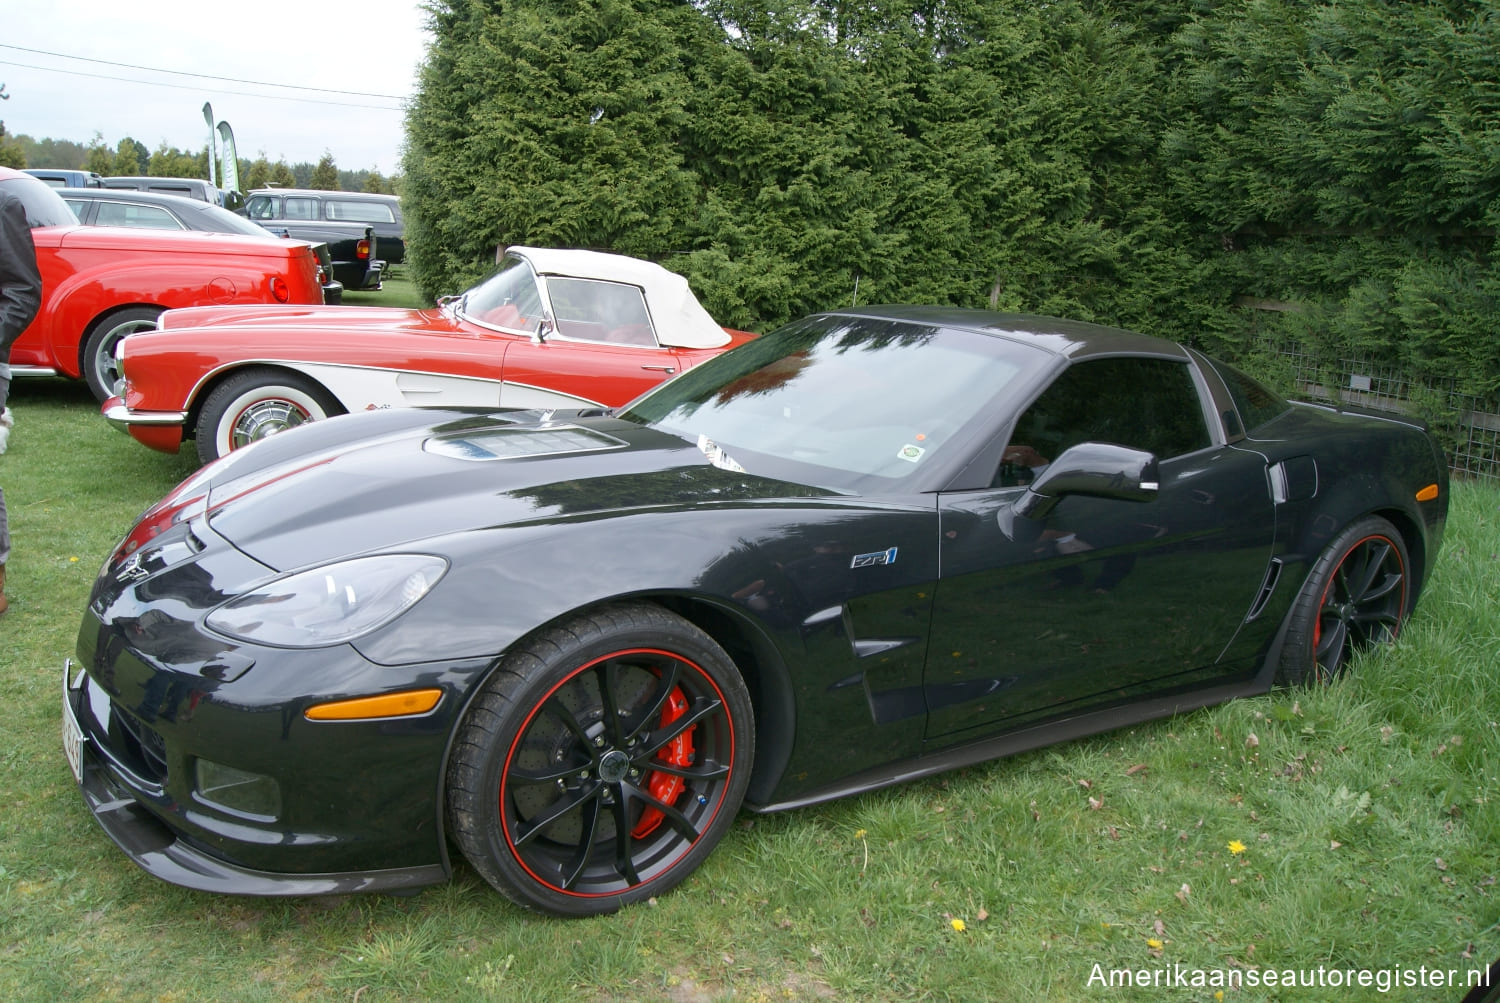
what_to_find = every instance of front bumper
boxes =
[63,658,450,896]
[101,396,186,432]
[65,506,480,895]
[101,395,186,453]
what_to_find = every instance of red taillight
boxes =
[356,239,370,261]
[270,275,291,302]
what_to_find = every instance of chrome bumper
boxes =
[101,396,187,434]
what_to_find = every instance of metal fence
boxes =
[1273,345,1500,483]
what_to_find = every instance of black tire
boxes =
[195,368,344,465]
[447,603,754,916]
[1278,515,1411,685]
[82,307,162,402]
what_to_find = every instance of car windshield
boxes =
[619,313,1040,491]
[460,256,546,335]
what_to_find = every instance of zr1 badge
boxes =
[850,547,898,569]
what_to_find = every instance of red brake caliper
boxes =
[631,684,695,839]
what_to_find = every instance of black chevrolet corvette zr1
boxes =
[65,306,1448,916]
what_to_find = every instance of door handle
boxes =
[641,365,676,374]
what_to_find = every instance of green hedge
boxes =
[403,0,1500,400]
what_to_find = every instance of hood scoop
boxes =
[423,423,628,462]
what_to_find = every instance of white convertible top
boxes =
[507,246,730,349]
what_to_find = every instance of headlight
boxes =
[205,554,448,648]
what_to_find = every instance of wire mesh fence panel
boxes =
[1272,346,1500,483]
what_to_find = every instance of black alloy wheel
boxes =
[447,603,753,916]
[1279,515,1410,685]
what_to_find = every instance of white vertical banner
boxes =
[202,102,218,189]
[217,121,240,194]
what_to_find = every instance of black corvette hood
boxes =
[204,407,832,571]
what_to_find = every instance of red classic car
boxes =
[0,167,329,402]
[104,246,756,463]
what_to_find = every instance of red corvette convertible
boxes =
[0,168,328,402]
[105,246,755,463]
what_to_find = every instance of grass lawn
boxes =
[342,266,429,310]
[1,374,1497,1001]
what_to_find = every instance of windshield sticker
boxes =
[698,434,746,473]
[897,443,926,463]
[851,547,898,569]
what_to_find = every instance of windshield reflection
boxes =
[621,314,1038,491]
[460,256,545,334]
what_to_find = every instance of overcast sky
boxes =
[0,1,432,176]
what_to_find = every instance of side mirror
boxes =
[1000,442,1159,537]
[534,311,556,344]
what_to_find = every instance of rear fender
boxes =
[1279,469,1439,612]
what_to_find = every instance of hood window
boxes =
[425,424,626,461]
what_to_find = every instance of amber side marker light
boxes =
[1416,483,1441,503]
[305,688,443,721]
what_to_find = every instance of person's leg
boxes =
[0,485,9,616]
[1,373,9,615]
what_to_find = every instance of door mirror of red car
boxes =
[534,311,557,344]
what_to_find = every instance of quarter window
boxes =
[1205,358,1292,434]
[325,200,396,224]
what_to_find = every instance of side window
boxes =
[96,202,182,230]
[326,199,395,224]
[94,202,131,226]
[246,196,280,220]
[129,205,184,229]
[997,358,1211,487]
[285,198,318,220]
[547,278,657,346]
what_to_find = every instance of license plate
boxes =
[62,662,85,785]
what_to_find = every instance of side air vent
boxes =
[1269,456,1318,504]
[1245,558,1284,622]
